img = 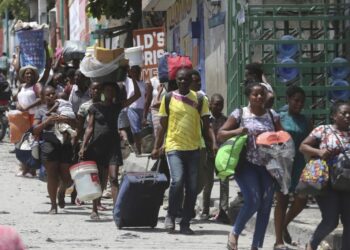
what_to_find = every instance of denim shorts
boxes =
[127,108,143,134]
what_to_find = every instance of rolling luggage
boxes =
[113,157,168,229]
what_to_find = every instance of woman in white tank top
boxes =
[14,43,51,125]
[15,65,42,124]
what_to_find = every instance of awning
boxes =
[142,0,176,11]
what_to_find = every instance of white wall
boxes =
[38,0,48,24]
[203,0,227,114]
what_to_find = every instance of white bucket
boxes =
[69,161,102,201]
[125,46,143,66]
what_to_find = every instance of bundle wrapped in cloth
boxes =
[80,46,128,82]
[256,131,295,194]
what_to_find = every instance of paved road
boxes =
[0,139,279,250]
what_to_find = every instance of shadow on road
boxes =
[118,227,169,233]
[192,229,229,236]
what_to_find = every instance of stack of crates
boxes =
[227,2,350,124]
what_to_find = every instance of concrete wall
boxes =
[203,0,227,114]
[165,0,228,113]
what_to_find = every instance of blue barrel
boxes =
[330,57,350,79]
[277,35,298,58]
[277,58,299,83]
[329,79,350,101]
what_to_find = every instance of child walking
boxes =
[204,93,230,223]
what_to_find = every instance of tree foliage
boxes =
[0,0,29,20]
[86,0,141,22]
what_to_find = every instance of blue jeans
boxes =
[166,150,200,227]
[232,161,275,248]
[310,190,350,250]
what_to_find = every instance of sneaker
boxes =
[175,217,182,224]
[24,172,34,178]
[179,226,194,235]
[164,216,175,230]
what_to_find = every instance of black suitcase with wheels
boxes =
[113,158,168,229]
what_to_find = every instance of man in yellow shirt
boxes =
[151,68,216,235]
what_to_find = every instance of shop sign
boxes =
[133,27,165,79]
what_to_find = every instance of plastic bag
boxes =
[259,139,295,194]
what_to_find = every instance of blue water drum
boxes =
[329,79,350,101]
[277,35,298,58]
[330,57,350,79]
[277,58,299,83]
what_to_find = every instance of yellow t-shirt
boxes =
[159,90,210,152]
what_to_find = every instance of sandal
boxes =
[227,234,238,250]
[305,242,313,250]
[283,229,298,246]
[90,212,100,220]
[97,205,107,211]
[273,244,288,250]
[15,172,24,177]
[75,198,85,206]
[49,205,57,215]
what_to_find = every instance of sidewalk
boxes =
[103,153,344,249]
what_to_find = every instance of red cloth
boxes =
[0,225,26,250]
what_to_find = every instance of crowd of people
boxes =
[5,44,350,250]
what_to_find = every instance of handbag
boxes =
[295,159,329,195]
[15,130,41,169]
[328,126,350,192]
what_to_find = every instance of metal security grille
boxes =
[227,2,350,124]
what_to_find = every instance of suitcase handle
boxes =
[138,175,159,183]
[142,157,160,184]
[145,155,161,173]
[121,156,162,184]
[139,173,159,184]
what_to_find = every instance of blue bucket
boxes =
[329,79,350,101]
[330,57,350,79]
[277,58,299,83]
[277,35,298,58]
